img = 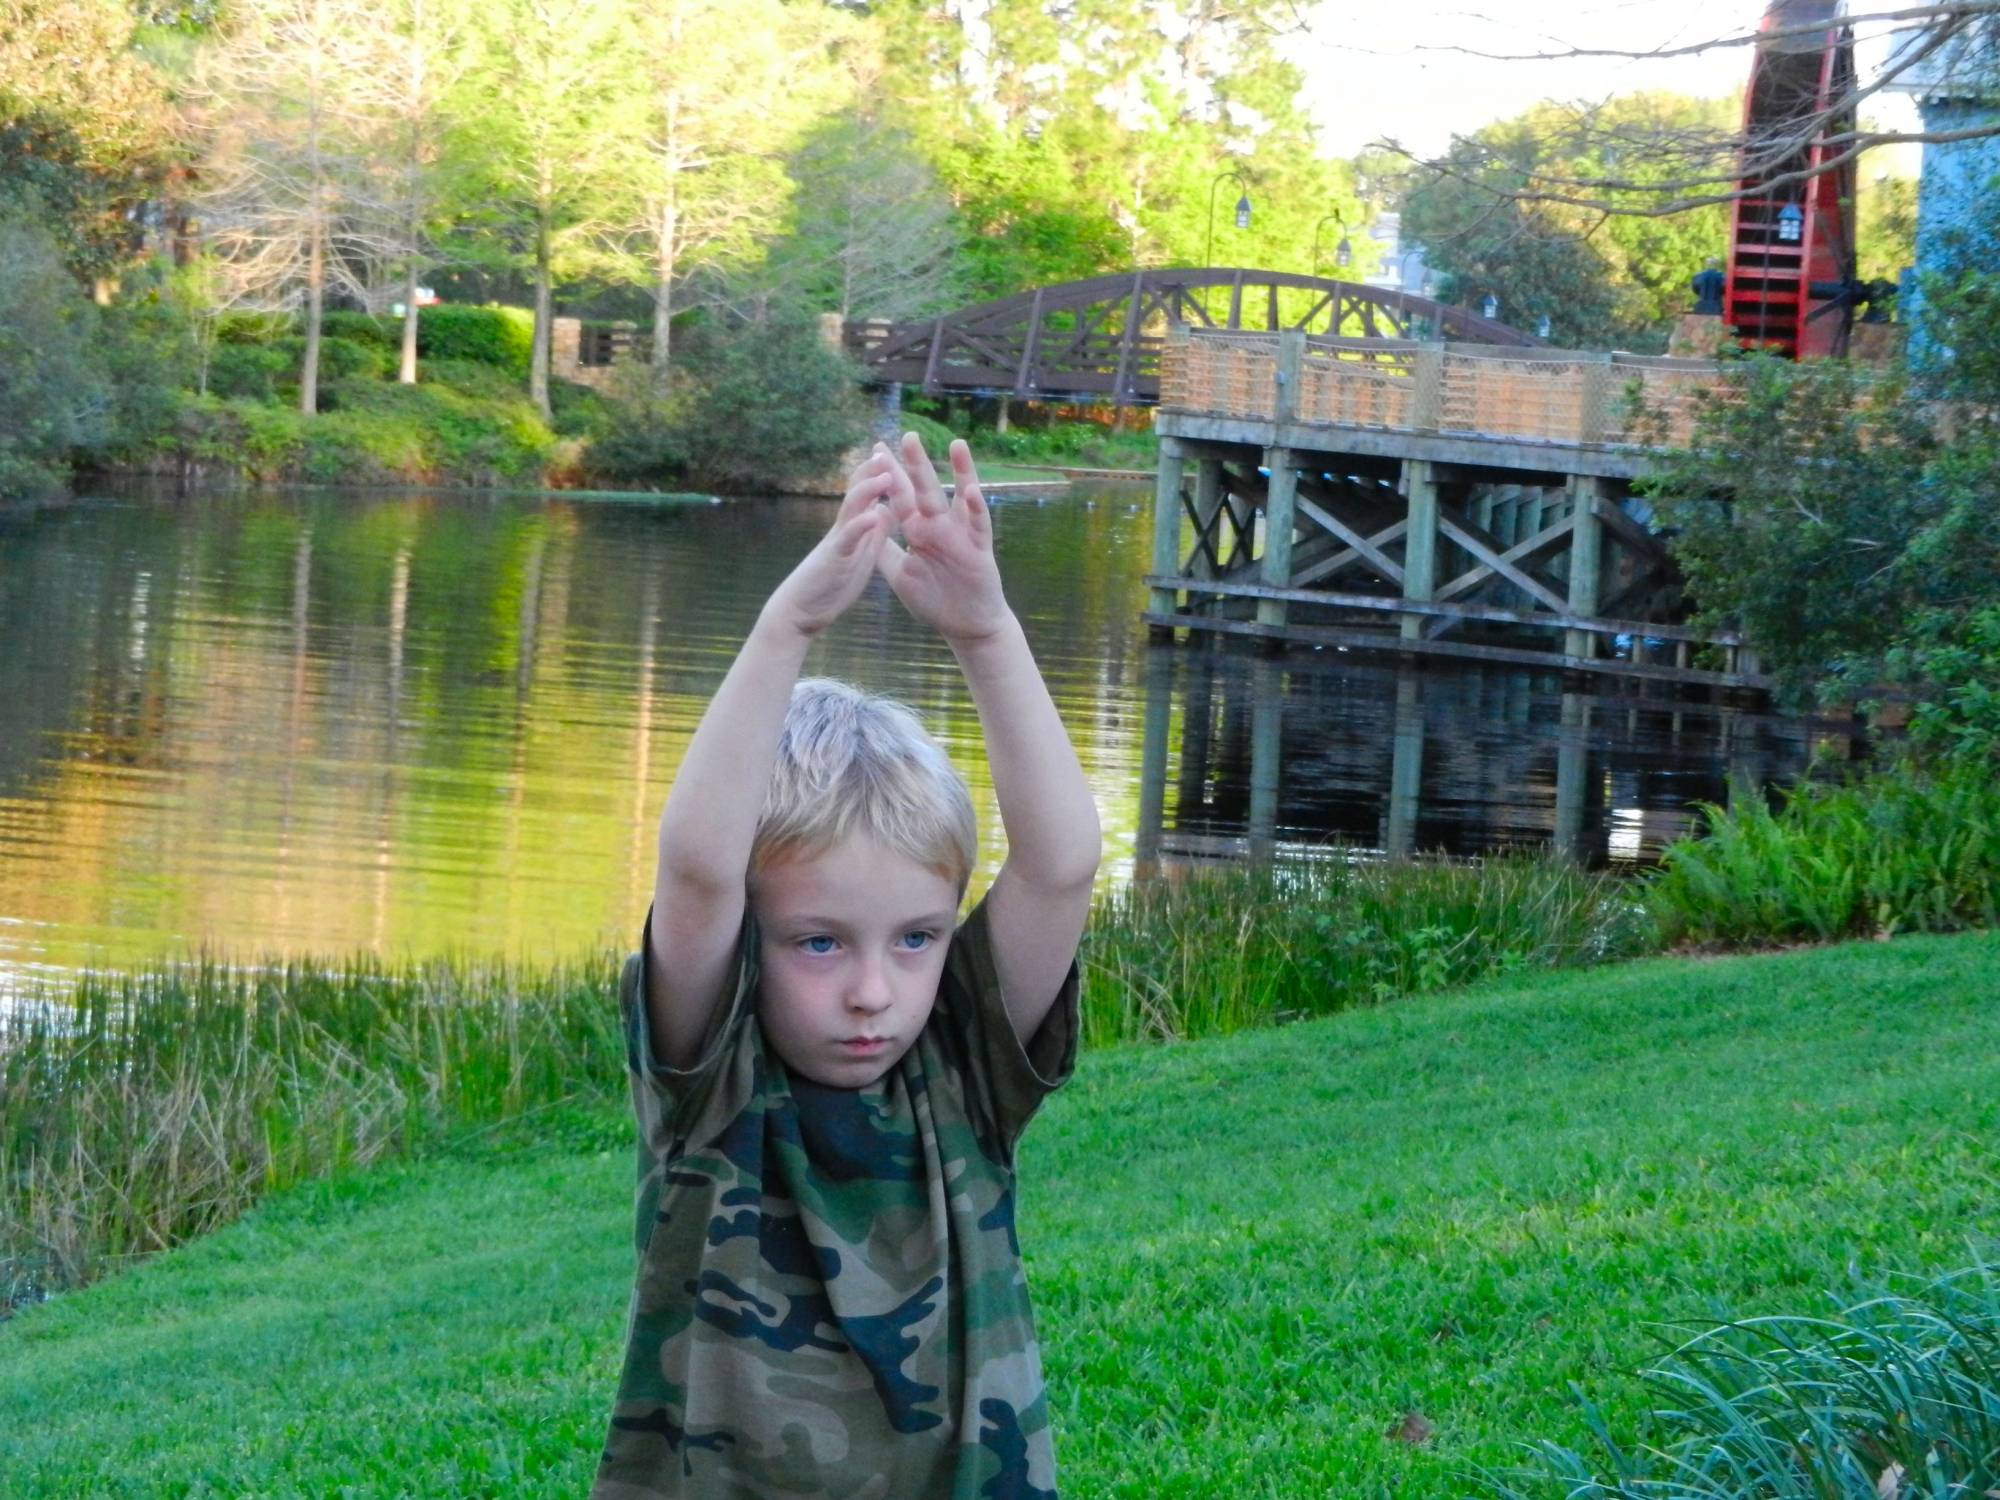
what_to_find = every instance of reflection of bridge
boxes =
[840,267,1535,405]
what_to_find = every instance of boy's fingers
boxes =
[900,431,947,517]
[836,504,887,557]
[875,534,907,580]
[948,440,991,539]
[837,456,892,522]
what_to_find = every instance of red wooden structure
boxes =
[1725,0,1863,358]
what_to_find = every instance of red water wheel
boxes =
[1725,0,1864,360]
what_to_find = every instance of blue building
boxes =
[1887,19,2000,346]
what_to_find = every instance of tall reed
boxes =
[1480,1260,2000,1500]
[1,952,623,1306]
[1645,758,2000,947]
[1080,852,1653,1047]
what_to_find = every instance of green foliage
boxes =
[1645,760,2000,947]
[413,304,535,377]
[1481,1261,2000,1500]
[1883,606,2000,763]
[1643,264,2000,739]
[1082,853,1649,1045]
[319,310,401,349]
[590,316,867,492]
[0,210,107,499]
[1399,94,1735,349]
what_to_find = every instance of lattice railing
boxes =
[1160,328,1726,449]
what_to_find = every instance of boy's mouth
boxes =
[839,1036,891,1054]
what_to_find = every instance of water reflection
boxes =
[0,484,1835,994]
[1134,647,1850,868]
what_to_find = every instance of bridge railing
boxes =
[1161,328,1728,449]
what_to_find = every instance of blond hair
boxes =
[750,678,977,890]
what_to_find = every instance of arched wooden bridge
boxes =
[841,267,1537,406]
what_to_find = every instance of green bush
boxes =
[1481,1261,2000,1500]
[319,310,398,350]
[588,316,867,491]
[206,334,387,403]
[0,211,107,499]
[1645,759,2000,947]
[418,357,527,402]
[416,304,534,376]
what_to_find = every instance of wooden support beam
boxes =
[1433,515,1574,605]
[1436,509,1570,615]
[1295,493,1406,586]
[1401,458,1438,641]
[1150,437,1188,630]
[1258,447,1299,630]
[1012,288,1045,397]
[1566,475,1606,659]
[1140,611,1772,689]
[1145,574,1736,644]
[1294,518,1410,587]
[1190,458,1226,579]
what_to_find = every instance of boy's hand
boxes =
[877,434,1011,645]
[763,452,897,638]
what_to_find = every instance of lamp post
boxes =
[1776,202,1804,243]
[1204,167,1252,324]
[1481,293,1500,321]
[1310,212,1353,278]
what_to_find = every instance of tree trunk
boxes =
[530,206,552,418]
[301,223,325,416]
[652,196,675,376]
[400,249,420,385]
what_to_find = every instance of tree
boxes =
[457,0,634,416]
[191,0,394,414]
[773,113,963,321]
[608,0,846,375]
[0,0,175,291]
[1397,95,1735,348]
[348,0,478,384]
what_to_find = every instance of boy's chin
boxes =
[781,1043,909,1089]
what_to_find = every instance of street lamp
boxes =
[1204,168,1252,270]
[1536,313,1552,339]
[1204,167,1252,324]
[1310,212,1353,278]
[1776,202,1804,243]
[1481,293,1500,321]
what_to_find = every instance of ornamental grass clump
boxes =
[1645,759,2000,948]
[1480,1261,2000,1500]
[1079,852,1651,1046]
[0,952,623,1307]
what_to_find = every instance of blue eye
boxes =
[802,935,837,955]
[897,931,934,952]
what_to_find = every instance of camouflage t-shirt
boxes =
[593,896,1079,1500]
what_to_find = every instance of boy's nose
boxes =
[847,958,894,1013]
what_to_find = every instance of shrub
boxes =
[319,310,398,349]
[1479,1261,2000,1500]
[589,315,867,492]
[1645,758,2000,947]
[0,211,106,499]
[417,303,534,376]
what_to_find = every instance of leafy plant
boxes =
[1479,1261,2000,1500]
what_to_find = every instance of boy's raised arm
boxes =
[878,435,1101,1045]
[645,458,896,1070]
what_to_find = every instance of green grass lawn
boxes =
[3,932,1995,1498]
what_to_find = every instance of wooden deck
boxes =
[1147,328,1757,687]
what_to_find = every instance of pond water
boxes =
[0,483,1844,995]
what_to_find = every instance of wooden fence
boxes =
[1159,328,1729,450]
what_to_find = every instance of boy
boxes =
[593,435,1102,1499]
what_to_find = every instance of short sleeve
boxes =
[934,894,1080,1164]
[619,906,757,1147]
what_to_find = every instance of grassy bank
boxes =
[1,933,1994,1498]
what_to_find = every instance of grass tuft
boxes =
[1081,851,1651,1047]
[0,953,622,1306]
[1480,1260,2000,1499]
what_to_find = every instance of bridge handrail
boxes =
[1162,326,1730,449]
